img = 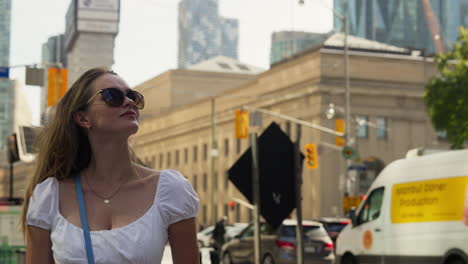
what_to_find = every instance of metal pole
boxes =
[250,132,261,264]
[343,0,352,215]
[294,124,304,264]
[211,98,218,225]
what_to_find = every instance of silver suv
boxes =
[221,219,335,264]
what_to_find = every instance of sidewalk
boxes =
[162,245,213,263]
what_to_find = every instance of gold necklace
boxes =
[85,173,125,204]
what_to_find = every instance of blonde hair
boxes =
[20,67,137,233]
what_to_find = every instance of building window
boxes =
[376,117,387,139]
[193,174,198,191]
[356,116,369,138]
[193,146,198,162]
[159,153,163,169]
[184,148,188,164]
[437,130,447,141]
[167,152,171,167]
[0,104,5,120]
[203,173,207,191]
[203,143,208,161]
[224,204,229,218]
[225,171,229,190]
[213,204,218,220]
[236,204,241,222]
[214,171,218,190]
[217,62,232,70]
[236,139,241,154]
[175,150,180,166]
[152,156,156,168]
[224,138,229,157]
[202,205,207,224]
[285,121,291,137]
[236,64,250,71]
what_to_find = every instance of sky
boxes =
[9,0,333,125]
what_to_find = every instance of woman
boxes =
[21,68,200,263]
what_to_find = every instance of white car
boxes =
[197,223,248,248]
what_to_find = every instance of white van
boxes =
[336,149,468,264]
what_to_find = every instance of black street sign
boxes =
[228,122,304,229]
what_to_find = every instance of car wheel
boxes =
[342,254,358,264]
[262,254,275,264]
[222,252,232,264]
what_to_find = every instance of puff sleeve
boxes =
[26,177,58,230]
[158,170,200,227]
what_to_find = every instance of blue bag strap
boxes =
[74,175,95,264]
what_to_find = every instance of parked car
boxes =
[197,223,249,248]
[311,217,350,244]
[221,219,335,264]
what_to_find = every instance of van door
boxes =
[352,187,386,264]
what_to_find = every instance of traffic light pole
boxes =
[242,106,344,138]
[294,124,304,264]
[250,132,261,264]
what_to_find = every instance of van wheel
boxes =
[446,258,465,264]
[262,254,275,264]
[342,254,358,264]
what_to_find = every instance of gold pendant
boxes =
[104,199,110,204]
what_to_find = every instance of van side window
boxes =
[356,187,384,226]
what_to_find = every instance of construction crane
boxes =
[421,0,445,54]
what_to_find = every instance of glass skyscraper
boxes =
[270,31,329,65]
[178,0,239,68]
[334,0,468,54]
[0,0,13,150]
[0,0,10,67]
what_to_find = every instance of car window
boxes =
[240,223,270,238]
[280,225,327,238]
[356,187,385,226]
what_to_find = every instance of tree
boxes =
[425,27,468,149]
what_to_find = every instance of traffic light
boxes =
[47,68,68,106]
[235,109,249,139]
[304,143,318,169]
[335,119,345,146]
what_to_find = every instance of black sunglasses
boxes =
[86,88,145,110]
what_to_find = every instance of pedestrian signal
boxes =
[304,143,318,169]
[235,109,249,139]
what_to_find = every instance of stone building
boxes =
[133,36,446,226]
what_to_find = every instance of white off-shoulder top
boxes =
[26,169,199,264]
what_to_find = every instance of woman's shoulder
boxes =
[134,164,161,183]
[34,177,59,192]
[156,169,194,195]
[159,169,187,182]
